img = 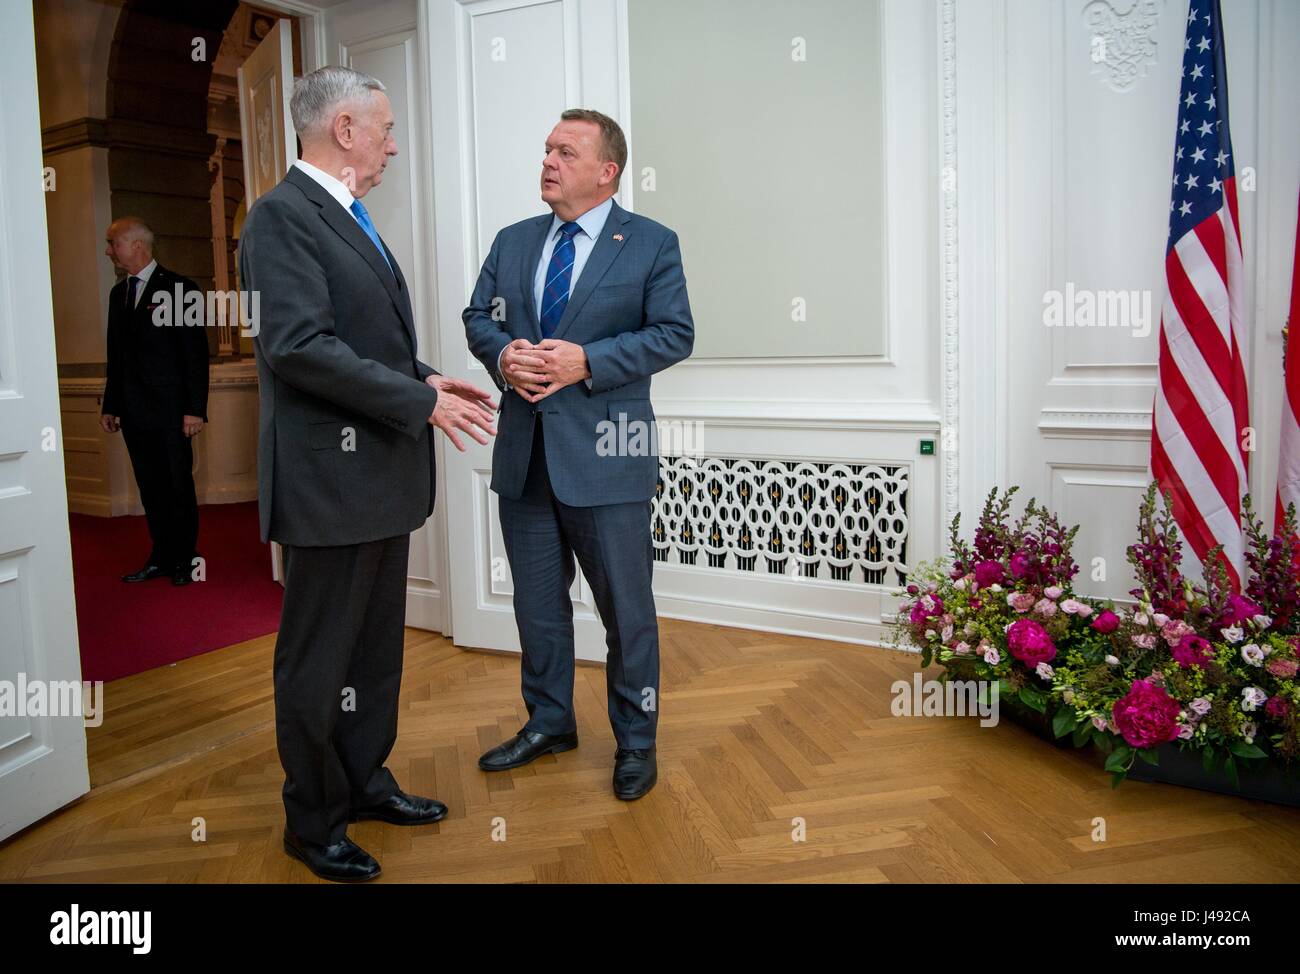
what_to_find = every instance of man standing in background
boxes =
[100,217,209,587]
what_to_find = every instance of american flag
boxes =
[1151,0,1249,589]
[1278,191,1300,530]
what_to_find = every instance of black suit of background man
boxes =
[101,258,210,582]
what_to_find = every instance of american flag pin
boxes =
[612,233,624,242]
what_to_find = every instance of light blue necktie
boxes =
[540,221,582,338]
[350,198,393,275]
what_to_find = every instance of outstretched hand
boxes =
[427,375,497,451]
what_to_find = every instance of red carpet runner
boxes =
[69,501,283,682]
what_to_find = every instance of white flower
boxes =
[1035,662,1055,680]
[1189,696,1212,716]
[964,622,977,637]
[1242,721,1258,745]
[954,578,967,591]
[1221,626,1244,644]
[1241,643,1266,667]
[1134,612,1149,627]
[1240,686,1267,712]
[1152,613,1170,627]
[989,583,1003,592]
[1062,688,1075,704]
[1253,613,1273,629]
[941,625,954,642]
[953,641,971,655]
[983,646,1000,664]
[1105,655,1120,666]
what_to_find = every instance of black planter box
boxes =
[998,699,1300,805]
[997,695,1073,749]
[1125,742,1300,807]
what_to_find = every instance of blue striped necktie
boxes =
[540,221,582,338]
[350,198,393,275]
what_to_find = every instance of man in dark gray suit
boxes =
[239,66,496,882]
[464,109,693,799]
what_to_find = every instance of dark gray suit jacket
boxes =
[463,200,693,507]
[102,263,210,429]
[238,166,440,546]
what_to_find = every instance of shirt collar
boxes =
[550,196,614,241]
[294,158,358,213]
[133,259,157,284]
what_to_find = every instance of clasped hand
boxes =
[499,338,590,403]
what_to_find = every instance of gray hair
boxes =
[290,66,386,141]
[111,217,154,253]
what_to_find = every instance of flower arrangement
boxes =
[895,483,1300,791]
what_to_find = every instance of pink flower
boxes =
[1044,585,1064,600]
[1009,550,1033,579]
[973,560,1005,588]
[1034,598,1058,617]
[1189,696,1212,716]
[1111,680,1182,749]
[1266,658,1299,679]
[1007,592,1036,614]
[1266,696,1290,718]
[982,645,1000,665]
[1131,633,1157,650]
[1060,599,1093,617]
[953,641,972,655]
[1219,593,1263,627]
[1092,715,1109,732]
[1035,662,1055,680]
[1091,609,1121,634]
[1160,620,1193,646]
[1007,618,1057,667]
[1177,724,1195,740]
[909,594,944,626]
[1171,634,1214,669]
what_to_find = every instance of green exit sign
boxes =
[919,439,936,456]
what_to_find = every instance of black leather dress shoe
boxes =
[283,829,381,883]
[122,564,165,583]
[478,729,578,771]
[613,746,657,800]
[171,565,192,586]
[350,790,448,825]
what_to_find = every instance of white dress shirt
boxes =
[127,258,158,307]
[294,158,360,218]
[499,196,613,389]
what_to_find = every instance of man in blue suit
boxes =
[463,109,693,799]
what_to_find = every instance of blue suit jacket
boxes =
[463,200,694,507]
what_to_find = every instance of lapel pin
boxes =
[612,233,624,242]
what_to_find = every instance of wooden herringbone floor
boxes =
[3,618,1300,882]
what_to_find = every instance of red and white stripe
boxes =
[1152,181,1250,589]
[1277,189,1300,530]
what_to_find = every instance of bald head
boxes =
[105,218,154,274]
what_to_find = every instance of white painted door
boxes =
[0,3,91,841]
[320,0,450,632]
[238,18,295,584]
[427,0,614,659]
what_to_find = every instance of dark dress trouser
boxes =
[497,418,659,750]
[120,423,199,572]
[274,534,409,845]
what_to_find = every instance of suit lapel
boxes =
[285,167,417,355]
[550,201,632,343]
[519,214,552,343]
